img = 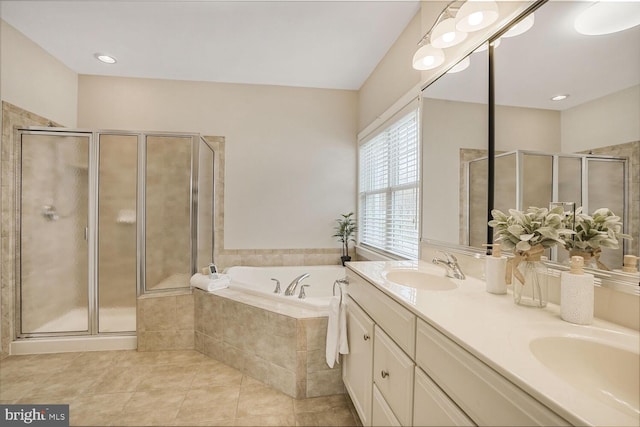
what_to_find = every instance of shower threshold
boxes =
[10,334,137,355]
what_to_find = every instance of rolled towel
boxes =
[190,273,231,292]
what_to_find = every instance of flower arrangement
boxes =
[489,206,574,308]
[488,206,573,253]
[561,207,630,252]
[560,207,631,270]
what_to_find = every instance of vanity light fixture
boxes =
[455,0,499,33]
[412,44,446,70]
[574,1,640,36]
[412,0,504,71]
[447,56,471,73]
[502,13,535,38]
[431,17,468,49]
[551,94,569,101]
[94,53,117,64]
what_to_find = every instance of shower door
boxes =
[18,130,139,336]
[19,132,91,335]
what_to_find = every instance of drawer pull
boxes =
[381,370,389,379]
[363,333,370,341]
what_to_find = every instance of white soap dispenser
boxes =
[483,243,507,295]
[560,256,594,325]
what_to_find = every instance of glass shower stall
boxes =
[16,128,214,338]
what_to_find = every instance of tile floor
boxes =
[0,350,359,426]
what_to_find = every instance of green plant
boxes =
[333,212,357,258]
[488,206,573,253]
[562,207,631,251]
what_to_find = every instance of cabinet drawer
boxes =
[347,271,416,357]
[416,319,570,426]
[373,326,414,426]
[414,366,475,427]
[372,384,401,427]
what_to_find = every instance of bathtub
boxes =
[223,265,346,314]
[196,264,347,398]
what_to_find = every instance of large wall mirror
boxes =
[422,0,640,288]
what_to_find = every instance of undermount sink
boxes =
[530,336,640,417]
[384,270,457,291]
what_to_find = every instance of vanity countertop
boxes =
[345,260,640,427]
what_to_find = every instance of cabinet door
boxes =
[372,384,401,427]
[414,367,475,426]
[373,326,414,426]
[343,297,375,426]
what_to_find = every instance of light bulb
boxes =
[412,44,445,70]
[456,1,499,32]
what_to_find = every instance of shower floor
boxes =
[30,306,136,334]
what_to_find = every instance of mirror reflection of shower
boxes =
[466,147,632,270]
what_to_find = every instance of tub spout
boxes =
[284,273,310,296]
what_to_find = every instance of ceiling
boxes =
[425,1,640,111]
[0,0,420,90]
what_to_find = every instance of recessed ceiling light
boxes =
[551,94,569,101]
[95,54,117,64]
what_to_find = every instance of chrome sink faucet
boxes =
[284,273,310,296]
[432,251,466,280]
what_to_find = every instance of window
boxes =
[358,108,419,259]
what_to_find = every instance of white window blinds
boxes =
[358,108,419,259]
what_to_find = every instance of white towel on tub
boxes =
[190,273,231,292]
[326,295,349,368]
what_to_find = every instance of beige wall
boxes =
[496,104,561,152]
[561,85,640,153]
[357,11,422,132]
[422,98,560,242]
[0,20,78,127]
[77,75,358,250]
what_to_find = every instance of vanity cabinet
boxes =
[372,384,401,426]
[373,326,414,426]
[345,267,571,427]
[343,296,375,426]
[413,366,475,426]
[416,319,570,426]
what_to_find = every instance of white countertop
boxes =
[346,260,640,427]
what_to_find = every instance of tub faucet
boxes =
[284,273,310,296]
[271,278,281,294]
[432,251,466,280]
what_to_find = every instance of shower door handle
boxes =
[84,227,88,241]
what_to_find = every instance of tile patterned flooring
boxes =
[0,350,359,426]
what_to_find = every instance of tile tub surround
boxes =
[137,291,195,352]
[0,349,358,426]
[194,289,344,399]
